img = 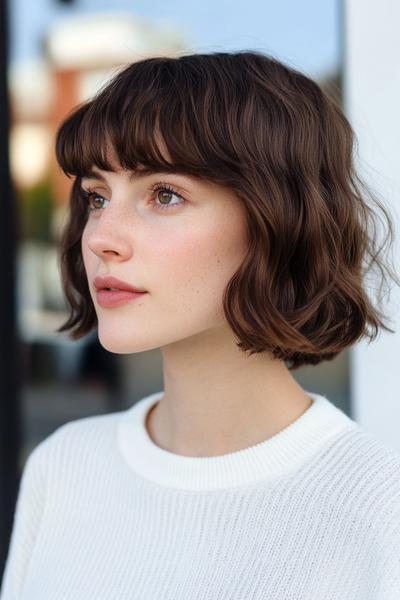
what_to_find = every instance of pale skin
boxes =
[81,159,312,458]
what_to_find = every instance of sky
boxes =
[9,0,341,79]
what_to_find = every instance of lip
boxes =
[94,275,147,294]
[94,275,147,308]
[96,289,147,308]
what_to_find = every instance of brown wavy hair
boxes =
[54,51,399,370]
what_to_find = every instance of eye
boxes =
[79,182,187,213]
[149,183,186,211]
[79,187,109,212]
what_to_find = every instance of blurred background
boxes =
[1,0,399,580]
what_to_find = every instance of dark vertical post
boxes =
[0,0,22,576]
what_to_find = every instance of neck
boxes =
[146,324,312,457]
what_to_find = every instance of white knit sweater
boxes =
[1,390,400,599]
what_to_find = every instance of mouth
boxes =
[96,288,147,308]
[93,275,147,294]
[93,275,148,308]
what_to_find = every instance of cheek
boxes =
[152,215,247,311]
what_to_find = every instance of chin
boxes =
[97,328,158,354]
[96,315,219,354]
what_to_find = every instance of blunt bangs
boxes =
[55,54,255,184]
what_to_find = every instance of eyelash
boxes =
[78,182,186,213]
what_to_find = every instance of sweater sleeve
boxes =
[0,438,49,600]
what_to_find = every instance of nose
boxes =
[84,208,133,262]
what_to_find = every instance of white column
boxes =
[343,0,400,450]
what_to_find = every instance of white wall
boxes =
[343,0,400,450]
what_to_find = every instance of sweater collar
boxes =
[116,390,357,492]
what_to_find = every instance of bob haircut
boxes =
[54,50,399,370]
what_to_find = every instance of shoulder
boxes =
[29,409,124,476]
[318,424,400,534]
[330,424,400,488]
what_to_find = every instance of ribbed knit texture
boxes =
[1,389,400,599]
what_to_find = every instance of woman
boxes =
[2,51,400,599]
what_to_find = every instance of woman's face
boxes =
[81,165,249,353]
